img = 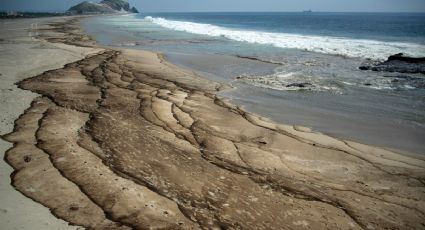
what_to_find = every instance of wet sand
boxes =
[164,52,425,154]
[1,16,425,229]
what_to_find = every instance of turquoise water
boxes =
[83,13,425,153]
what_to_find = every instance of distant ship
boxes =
[303,10,313,13]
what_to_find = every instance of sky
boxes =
[0,0,425,12]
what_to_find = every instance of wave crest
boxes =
[144,16,425,60]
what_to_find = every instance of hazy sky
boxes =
[1,0,425,12]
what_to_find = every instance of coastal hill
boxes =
[68,0,138,14]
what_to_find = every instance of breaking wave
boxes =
[144,16,425,60]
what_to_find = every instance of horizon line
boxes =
[1,9,425,14]
[140,10,425,13]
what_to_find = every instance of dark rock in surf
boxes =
[286,83,312,88]
[359,53,425,74]
[388,53,425,63]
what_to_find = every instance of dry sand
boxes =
[1,16,425,230]
[0,17,102,229]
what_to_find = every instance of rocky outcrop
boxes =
[101,0,129,11]
[359,53,425,74]
[388,53,425,63]
[130,6,139,13]
[68,0,138,14]
[68,1,115,14]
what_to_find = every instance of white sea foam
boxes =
[144,16,425,60]
[236,72,343,93]
[237,70,425,92]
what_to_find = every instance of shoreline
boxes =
[82,14,425,154]
[1,15,425,229]
[161,51,425,154]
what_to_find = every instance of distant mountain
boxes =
[68,0,138,14]
[101,0,129,11]
[68,1,114,14]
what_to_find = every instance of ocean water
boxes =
[83,12,425,153]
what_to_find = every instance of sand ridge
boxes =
[2,17,425,230]
[0,16,103,229]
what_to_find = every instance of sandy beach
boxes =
[0,16,103,229]
[1,16,425,230]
